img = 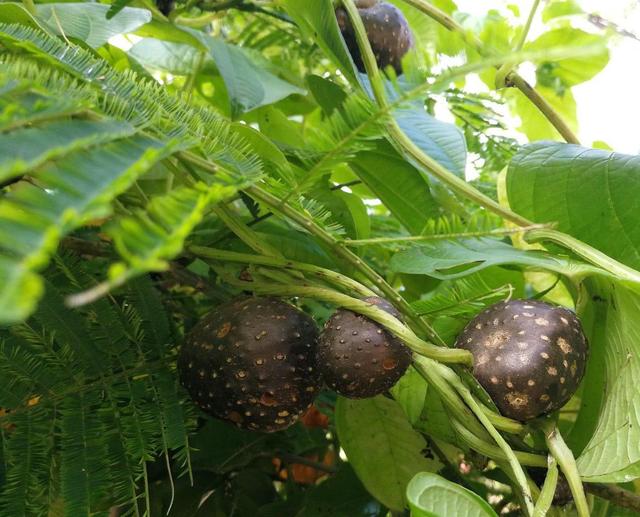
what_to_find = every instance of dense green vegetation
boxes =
[0,0,639,515]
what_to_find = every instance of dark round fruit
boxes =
[455,299,588,421]
[336,0,414,74]
[317,296,412,398]
[178,296,321,432]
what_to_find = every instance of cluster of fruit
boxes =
[178,295,588,433]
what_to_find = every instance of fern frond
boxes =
[411,275,515,318]
[0,25,263,180]
[0,133,184,324]
[0,273,194,516]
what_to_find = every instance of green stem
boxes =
[341,0,534,228]
[539,420,589,517]
[245,185,444,344]
[188,246,376,298]
[226,281,473,365]
[441,364,535,515]
[480,403,525,435]
[413,356,488,438]
[213,204,283,258]
[496,0,542,87]
[533,456,558,517]
[342,224,548,246]
[400,0,580,144]
[450,420,546,468]
[526,229,640,285]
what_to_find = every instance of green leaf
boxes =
[406,472,498,516]
[528,29,609,87]
[187,31,306,117]
[507,142,640,270]
[106,183,239,284]
[351,142,440,235]
[0,134,183,324]
[542,0,583,22]
[0,119,136,183]
[35,3,151,48]
[363,76,468,177]
[389,238,597,280]
[390,367,428,426]
[395,105,467,178]
[506,86,577,142]
[128,38,201,75]
[573,279,640,482]
[282,0,357,85]
[335,395,442,511]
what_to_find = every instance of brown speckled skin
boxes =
[456,299,588,421]
[317,296,412,398]
[178,296,320,433]
[336,1,414,74]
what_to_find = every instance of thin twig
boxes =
[585,483,640,513]
[401,0,580,144]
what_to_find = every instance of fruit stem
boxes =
[341,0,534,228]
[189,246,377,298]
[440,363,535,516]
[533,456,559,517]
[226,280,473,365]
[450,419,546,467]
[413,356,489,438]
[245,185,445,344]
[400,0,580,144]
[539,419,589,517]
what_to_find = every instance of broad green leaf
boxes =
[281,0,358,85]
[306,74,348,116]
[506,85,577,142]
[573,279,640,482]
[389,238,599,280]
[187,31,306,117]
[407,472,498,516]
[0,135,183,324]
[351,142,440,235]
[507,142,640,270]
[528,29,609,87]
[36,3,151,48]
[0,119,136,183]
[390,367,428,426]
[128,38,201,75]
[335,395,442,511]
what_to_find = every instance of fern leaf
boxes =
[0,119,136,183]
[0,134,185,324]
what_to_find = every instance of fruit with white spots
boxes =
[335,0,414,74]
[455,299,588,421]
[317,296,412,398]
[178,296,321,432]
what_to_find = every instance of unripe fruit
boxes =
[317,296,412,398]
[455,300,588,421]
[178,296,321,432]
[335,0,414,74]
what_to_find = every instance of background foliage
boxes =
[0,0,639,515]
